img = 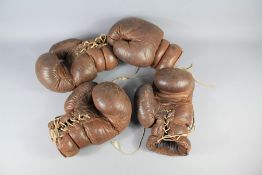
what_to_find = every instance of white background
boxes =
[0,0,262,174]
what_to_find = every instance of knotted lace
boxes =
[157,109,195,143]
[74,34,107,56]
[49,112,93,143]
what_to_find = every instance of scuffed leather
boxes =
[136,68,194,156]
[108,18,182,68]
[35,39,118,92]
[48,81,132,157]
[136,84,159,128]
[108,17,163,67]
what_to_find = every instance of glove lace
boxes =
[49,111,94,144]
[157,109,195,143]
[74,34,107,56]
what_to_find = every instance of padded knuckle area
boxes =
[49,38,82,56]
[108,17,163,67]
[35,53,75,92]
[154,68,194,93]
[92,82,131,114]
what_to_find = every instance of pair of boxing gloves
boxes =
[36,17,182,93]
[35,17,195,157]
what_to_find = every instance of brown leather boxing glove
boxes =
[48,81,132,157]
[136,68,195,156]
[35,36,118,92]
[108,17,182,68]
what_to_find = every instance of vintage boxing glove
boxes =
[35,36,118,92]
[108,17,182,68]
[48,81,132,157]
[136,68,195,156]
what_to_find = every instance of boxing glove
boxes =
[35,37,118,92]
[136,68,195,156]
[108,17,182,68]
[48,81,132,157]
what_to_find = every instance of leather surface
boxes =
[48,81,132,157]
[136,68,195,156]
[35,39,118,92]
[108,18,182,68]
